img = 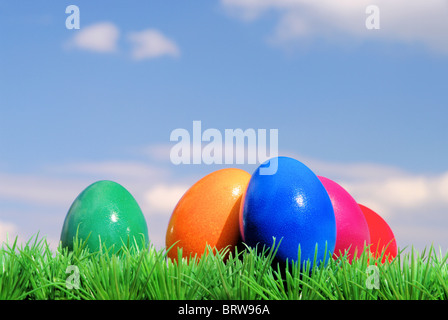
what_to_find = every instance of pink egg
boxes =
[318,176,370,262]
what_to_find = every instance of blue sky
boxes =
[1,1,447,252]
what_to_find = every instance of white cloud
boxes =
[65,23,180,60]
[284,149,445,199]
[144,184,189,212]
[436,172,448,202]
[340,175,437,217]
[127,29,180,60]
[67,22,120,53]
[140,144,173,162]
[298,153,448,216]
[0,220,19,245]
[0,172,85,207]
[57,161,168,180]
[221,0,448,54]
[0,161,174,210]
[297,156,408,182]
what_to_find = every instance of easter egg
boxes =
[166,168,251,260]
[318,176,370,262]
[60,180,149,253]
[359,204,397,263]
[241,156,336,267]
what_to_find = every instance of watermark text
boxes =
[170,121,278,175]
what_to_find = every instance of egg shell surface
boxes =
[166,168,251,260]
[359,204,398,263]
[241,156,336,266]
[60,180,149,253]
[318,176,370,262]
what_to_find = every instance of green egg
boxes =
[60,180,149,253]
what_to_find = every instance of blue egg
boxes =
[241,156,336,267]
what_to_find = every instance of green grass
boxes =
[1,234,448,300]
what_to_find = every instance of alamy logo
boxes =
[65,5,80,30]
[365,5,380,30]
[65,265,80,290]
[365,265,380,289]
[170,121,278,175]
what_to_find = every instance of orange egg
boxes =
[166,168,251,260]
